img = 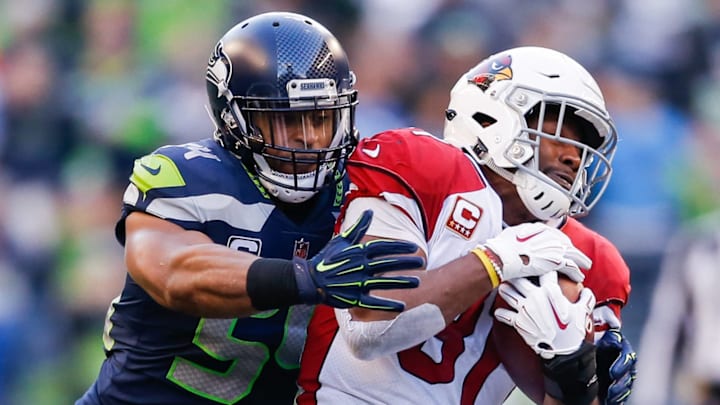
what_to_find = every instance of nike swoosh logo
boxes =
[549,298,568,330]
[316,258,350,272]
[141,163,161,175]
[361,144,380,158]
[332,294,358,306]
[516,230,543,243]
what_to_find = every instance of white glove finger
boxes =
[512,313,541,337]
[538,271,559,287]
[498,283,525,309]
[577,287,597,312]
[557,260,585,283]
[565,246,592,270]
[545,283,572,320]
[505,277,538,296]
[494,308,517,326]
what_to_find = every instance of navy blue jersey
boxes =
[85,139,343,404]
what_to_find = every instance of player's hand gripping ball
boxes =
[491,273,594,403]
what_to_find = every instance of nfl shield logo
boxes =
[293,238,310,259]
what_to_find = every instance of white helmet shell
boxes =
[444,46,617,219]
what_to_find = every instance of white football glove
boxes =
[482,222,590,282]
[494,272,596,359]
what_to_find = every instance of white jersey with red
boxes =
[296,128,632,404]
[297,128,516,404]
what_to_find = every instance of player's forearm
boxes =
[419,253,496,321]
[339,253,495,360]
[125,212,273,317]
[136,242,259,318]
[163,243,260,317]
[350,253,495,323]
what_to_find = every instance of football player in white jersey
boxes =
[298,47,633,405]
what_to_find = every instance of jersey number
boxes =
[397,302,501,405]
[167,306,313,404]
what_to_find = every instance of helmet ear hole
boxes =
[472,112,497,128]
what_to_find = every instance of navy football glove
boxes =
[294,209,423,312]
[596,328,637,405]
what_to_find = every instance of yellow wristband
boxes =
[471,248,501,288]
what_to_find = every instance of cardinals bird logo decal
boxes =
[467,54,513,91]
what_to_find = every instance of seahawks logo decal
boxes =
[467,54,513,92]
[207,41,232,98]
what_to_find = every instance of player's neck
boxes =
[275,196,320,224]
[482,167,536,226]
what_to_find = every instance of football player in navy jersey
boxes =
[76,12,423,405]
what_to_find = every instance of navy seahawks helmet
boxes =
[206,12,358,203]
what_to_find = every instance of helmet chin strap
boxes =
[484,158,570,221]
[513,170,570,221]
[259,177,316,203]
[253,153,325,204]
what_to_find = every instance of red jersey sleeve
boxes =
[561,217,631,320]
[340,128,486,239]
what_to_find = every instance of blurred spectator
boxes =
[633,46,720,401]
[65,0,157,181]
[0,190,32,402]
[0,30,74,405]
[409,0,501,136]
[351,31,417,138]
[586,67,691,251]
[514,0,612,69]
[606,0,698,108]
[0,39,77,183]
[0,0,59,43]
[132,1,229,145]
[633,212,720,405]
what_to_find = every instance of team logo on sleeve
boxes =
[467,54,513,92]
[446,196,482,239]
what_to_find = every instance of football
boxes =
[491,274,591,403]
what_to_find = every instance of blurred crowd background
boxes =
[1,0,719,404]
